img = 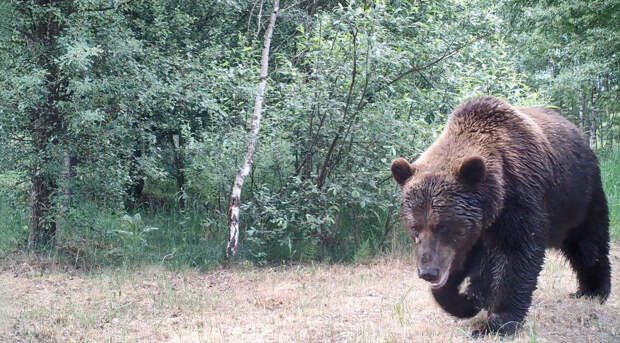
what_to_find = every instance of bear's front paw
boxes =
[471,312,521,337]
[570,290,588,299]
[470,328,488,339]
[570,287,610,304]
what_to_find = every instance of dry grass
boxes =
[1,245,619,343]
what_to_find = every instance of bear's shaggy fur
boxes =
[391,97,610,335]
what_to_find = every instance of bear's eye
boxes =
[410,227,420,243]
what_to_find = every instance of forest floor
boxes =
[1,245,618,343]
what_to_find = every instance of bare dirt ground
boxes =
[1,245,619,343]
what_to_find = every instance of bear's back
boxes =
[437,98,599,241]
[517,106,599,242]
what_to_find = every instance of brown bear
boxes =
[391,96,610,336]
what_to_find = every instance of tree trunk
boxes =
[590,110,597,149]
[170,132,186,209]
[589,82,597,149]
[58,150,72,230]
[578,88,585,131]
[226,0,279,257]
[62,151,71,205]
[28,173,56,248]
[25,3,65,249]
[28,113,58,248]
[126,148,145,208]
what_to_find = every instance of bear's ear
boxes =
[457,156,486,185]
[391,158,415,186]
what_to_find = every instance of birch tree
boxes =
[227,0,279,257]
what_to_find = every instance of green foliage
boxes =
[599,148,620,240]
[226,0,538,262]
[0,0,617,267]
[0,200,224,270]
[0,173,28,256]
[505,0,619,148]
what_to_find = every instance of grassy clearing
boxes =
[1,246,618,342]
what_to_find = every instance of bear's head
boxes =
[391,156,491,289]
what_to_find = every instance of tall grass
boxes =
[0,199,27,257]
[0,171,28,257]
[0,193,226,270]
[599,148,620,240]
[53,203,227,270]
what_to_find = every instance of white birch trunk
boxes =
[226,0,279,257]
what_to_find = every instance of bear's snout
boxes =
[418,266,440,282]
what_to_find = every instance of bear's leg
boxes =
[475,213,546,336]
[562,180,611,303]
[432,242,486,318]
[431,269,481,318]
